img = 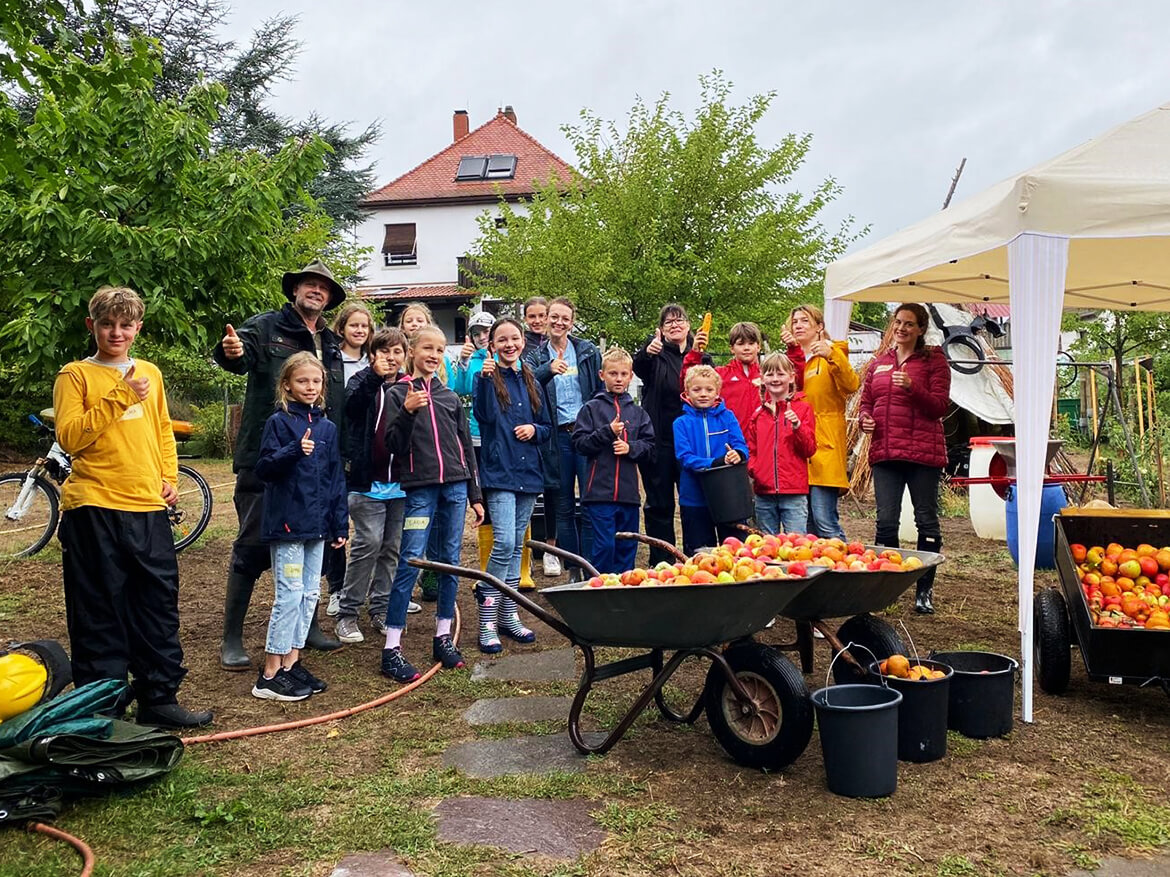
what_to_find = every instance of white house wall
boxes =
[356,202,529,287]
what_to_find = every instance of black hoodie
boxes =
[632,333,710,447]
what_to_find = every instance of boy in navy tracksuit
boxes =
[674,364,750,555]
[572,348,655,574]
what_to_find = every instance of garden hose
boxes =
[26,822,94,877]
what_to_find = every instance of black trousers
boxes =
[228,467,271,580]
[639,441,681,565]
[871,460,943,590]
[60,506,186,706]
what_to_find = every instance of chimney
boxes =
[453,109,469,142]
[503,105,517,124]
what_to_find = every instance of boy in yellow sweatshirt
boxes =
[53,286,212,728]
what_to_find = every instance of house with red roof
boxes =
[355,106,574,339]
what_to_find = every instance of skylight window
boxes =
[455,156,488,181]
[455,154,517,181]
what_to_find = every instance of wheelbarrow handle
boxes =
[734,522,765,537]
[407,558,575,641]
[524,540,601,579]
[614,532,687,562]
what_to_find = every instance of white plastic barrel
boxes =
[969,437,1007,540]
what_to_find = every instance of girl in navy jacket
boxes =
[252,352,348,702]
[472,318,552,653]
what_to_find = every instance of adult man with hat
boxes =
[213,260,347,670]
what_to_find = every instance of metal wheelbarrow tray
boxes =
[780,546,945,622]
[1037,509,1170,697]
[409,539,827,772]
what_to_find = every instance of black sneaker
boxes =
[381,647,421,683]
[137,702,214,729]
[251,668,312,701]
[432,635,465,669]
[288,660,327,693]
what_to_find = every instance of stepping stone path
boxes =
[1067,853,1170,877]
[434,797,606,859]
[462,695,571,725]
[469,646,577,682]
[442,731,606,778]
[329,851,415,877]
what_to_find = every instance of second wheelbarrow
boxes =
[409,541,828,771]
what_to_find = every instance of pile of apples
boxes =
[723,534,925,573]
[878,654,947,681]
[1073,541,1170,630]
[582,545,804,589]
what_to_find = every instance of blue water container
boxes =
[1004,483,1067,569]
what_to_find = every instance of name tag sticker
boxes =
[121,403,144,421]
[874,364,894,375]
[404,516,430,531]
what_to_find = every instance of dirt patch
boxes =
[3,459,1169,876]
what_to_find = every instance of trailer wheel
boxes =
[704,642,812,771]
[832,613,907,684]
[1035,587,1071,695]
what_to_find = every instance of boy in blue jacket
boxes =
[674,365,750,555]
[572,348,655,574]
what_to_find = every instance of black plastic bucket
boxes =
[930,651,1018,739]
[866,659,952,763]
[698,462,753,524]
[811,684,902,798]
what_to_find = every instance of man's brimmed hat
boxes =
[282,260,346,311]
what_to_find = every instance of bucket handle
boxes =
[825,641,885,707]
[898,620,920,666]
[927,650,1021,677]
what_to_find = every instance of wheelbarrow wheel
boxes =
[831,614,906,685]
[703,642,812,771]
[1035,587,1071,695]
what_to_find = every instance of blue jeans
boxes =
[582,502,640,574]
[385,481,468,629]
[555,428,591,563]
[484,490,539,586]
[754,494,809,536]
[266,539,325,655]
[808,485,845,539]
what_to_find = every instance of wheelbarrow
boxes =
[617,531,944,684]
[408,540,829,771]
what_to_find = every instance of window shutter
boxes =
[382,223,416,257]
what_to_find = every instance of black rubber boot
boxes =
[915,534,941,614]
[138,702,214,729]
[220,573,255,671]
[305,610,343,651]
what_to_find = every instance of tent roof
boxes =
[826,103,1170,310]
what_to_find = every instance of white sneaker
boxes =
[542,553,562,577]
[326,592,341,616]
[407,601,422,614]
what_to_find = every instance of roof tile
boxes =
[364,112,575,205]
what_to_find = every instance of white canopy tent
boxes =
[823,102,1170,722]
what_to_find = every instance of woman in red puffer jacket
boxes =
[860,304,951,614]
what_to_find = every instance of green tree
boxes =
[23,0,379,232]
[1064,310,1170,408]
[0,29,352,379]
[471,72,864,349]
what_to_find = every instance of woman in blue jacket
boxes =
[473,318,552,653]
[532,297,601,579]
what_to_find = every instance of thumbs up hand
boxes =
[404,385,429,413]
[610,414,624,436]
[124,363,150,400]
[646,329,664,356]
[480,355,496,377]
[300,428,315,455]
[221,323,244,359]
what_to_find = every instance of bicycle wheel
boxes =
[171,464,213,552]
[0,472,60,558]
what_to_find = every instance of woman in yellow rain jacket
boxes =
[784,304,859,539]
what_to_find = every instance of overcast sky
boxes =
[220,1,1170,250]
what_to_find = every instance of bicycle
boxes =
[0,411,213,559]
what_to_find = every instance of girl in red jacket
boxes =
[747,353,817,535]
[859,304,951,614]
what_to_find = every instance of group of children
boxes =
[55,285,831,717]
